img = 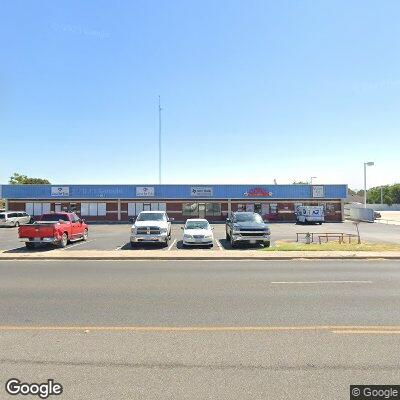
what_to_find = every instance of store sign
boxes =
[191,187,213,197]
[136,186,155,197]
[244,187,273,197]
[51,186,69,197]
[312,185,325,198]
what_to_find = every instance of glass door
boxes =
[198,203,206,218]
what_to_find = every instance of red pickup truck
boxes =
[18,212,88,249]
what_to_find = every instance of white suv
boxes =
[130,211,173,247]
[0,211,31,227]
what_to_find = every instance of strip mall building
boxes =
[0,184,347,222]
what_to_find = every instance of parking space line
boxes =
[115,246,122,251]
[62,239,96,250]
[168,239,177,251]
[215,239,224,251]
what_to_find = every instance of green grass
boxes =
[263,241,400,252]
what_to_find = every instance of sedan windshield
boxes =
[137,213,165,221]
[234,213,263,223]
[185,221,209,230]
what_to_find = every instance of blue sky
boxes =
[1,0,399,189]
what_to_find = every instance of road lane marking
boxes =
[270,280,373,284]
[62,239,96,250]
[215,239,223,251]
[0,325,399,332]
[168,239,177,251]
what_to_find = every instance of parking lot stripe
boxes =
[215,239,224,251]
[63,239,96,250]
[168,239,177,251]
[115,246,122,251]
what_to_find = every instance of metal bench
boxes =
[296,232,360,244]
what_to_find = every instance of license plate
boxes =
[250,240,256,244]
[33,238,41,242]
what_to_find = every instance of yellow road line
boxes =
[0,325,400,332]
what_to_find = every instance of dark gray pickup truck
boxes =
[225,212,271,248]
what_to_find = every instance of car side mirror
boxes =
[129,217,135,223]
[168,218,174,222]
[181,226,184,230]
[226,218,231,222]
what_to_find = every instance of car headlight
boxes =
[160,228,167,234]
[205,234,212,239]
[131,227,136,234]
[184,234,192,239]
[265,228,270,235]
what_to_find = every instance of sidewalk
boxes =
[1,249,400,260]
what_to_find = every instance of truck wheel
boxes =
[59,233,68,248]
[264,241,271,248]
[230,236,236,248]
[82,229,88,241]
[15,221,20,227]
[25,242,35,249]
[226,231,230,240]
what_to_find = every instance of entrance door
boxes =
[198,203,206,218]
[254,203,262,215]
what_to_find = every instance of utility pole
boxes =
[158,95,162,184]
[363,161,374,208]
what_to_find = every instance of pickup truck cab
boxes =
[226,212,270,248]
[130,211,173,247]
[18,212,88,249]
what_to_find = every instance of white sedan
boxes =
[182,219,214,247]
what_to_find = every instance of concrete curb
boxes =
[1,250,400,261]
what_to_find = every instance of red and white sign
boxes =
[244,187,273,197]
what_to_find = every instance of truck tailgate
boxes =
[19,224,56,238]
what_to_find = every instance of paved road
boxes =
[1,220,399,252]
[0,259,399,399]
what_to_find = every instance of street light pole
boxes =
[158,95,162,184]
[363,161,374,208]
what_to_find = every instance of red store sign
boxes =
[244,187,273,197]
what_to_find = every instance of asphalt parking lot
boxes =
[1,220,399,253]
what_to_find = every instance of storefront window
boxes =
[206,203,221,216]
[81,203,107,216]
[237,204,245,212]
[269,203,278,214]
[183,203,198,216]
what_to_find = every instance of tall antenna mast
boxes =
[158,95,162,184]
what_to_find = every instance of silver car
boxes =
[0,211,31,227]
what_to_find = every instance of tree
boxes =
[9,173,51,185]
[366,184,400,206]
